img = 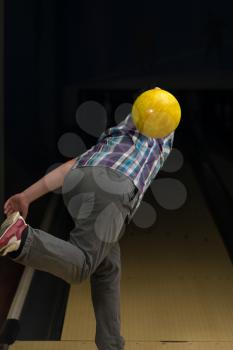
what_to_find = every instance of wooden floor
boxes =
[8,340,233,349]
[11,163,233,349]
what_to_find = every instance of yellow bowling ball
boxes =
[131,88,181,138]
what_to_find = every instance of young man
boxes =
[1,108,174,350]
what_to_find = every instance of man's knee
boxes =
[68,260,91,285]
[91,258,121,287]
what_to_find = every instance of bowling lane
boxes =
[11,161,233,350]
[8,340,233,350]
[60,161,233,344]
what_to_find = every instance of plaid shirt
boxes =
[72,114,174,221]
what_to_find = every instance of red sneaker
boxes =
[0,211,28,256]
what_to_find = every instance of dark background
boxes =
[4,0,233,198]
[1,0,233,340]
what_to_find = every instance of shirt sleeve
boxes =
[159,131,175,167]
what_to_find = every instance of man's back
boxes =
[72,113,174,220]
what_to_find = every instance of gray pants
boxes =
[11,166,139,350]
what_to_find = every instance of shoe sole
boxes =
[0,236,21,255]
[0,211,20,238]
[0,211,22,255]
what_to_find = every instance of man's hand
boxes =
[3,192,30,220]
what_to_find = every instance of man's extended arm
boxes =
[4,158,77,218]
[4,158,76,219]
[23,158,77,204]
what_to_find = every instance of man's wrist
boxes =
[22,190,33,205]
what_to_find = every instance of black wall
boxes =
[4,0,233,196]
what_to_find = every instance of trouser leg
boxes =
[62,166,134,274]
[90,242,125,350]
[8,166,134,285]
[9,224,90,284]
